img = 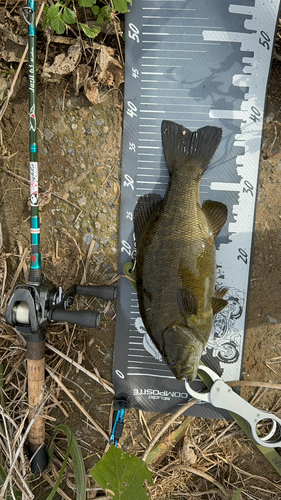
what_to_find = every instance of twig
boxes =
[142,399,197,462]
[46,343,114,393]
[0,2,46,122]
[46,366,110,441]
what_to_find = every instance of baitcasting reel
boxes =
[6,282,117,334]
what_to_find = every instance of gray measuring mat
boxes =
[114,0,281,419]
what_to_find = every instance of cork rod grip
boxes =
[26,339,45,447]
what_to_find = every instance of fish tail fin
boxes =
[161,120,222,175]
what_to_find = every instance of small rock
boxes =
[95,221,101,230]
[265,112,275,123]
[68,214,75,222]
[85,127,92,135]
[93,241,99,251]
[43,147,48,154]
[98,213,107,222]
[72,124,77,130]
[77,196,87,207]
[268,315,278,323]
[73,221,80,230]
[277,161,281,171]
[80,163,86,170]
[103,126,109,134]
[83,233,92,245]
[81,219,88,229]
[95,119,104,126]
[44,129,54,141]
[100,236,110,245]
[55,221,62,226]
[67,148,74,155]
[66,100,72,109]
[103,347,114,369]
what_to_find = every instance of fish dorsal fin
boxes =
[161,120,222,175]
[177,287,198,319]
[202,200,228,238]
[133,193,163,248]
[212,297,228,314]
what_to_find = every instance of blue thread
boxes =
[28,25,36,36]
[28,0,36,10]
[30,144,38,153]
[31,218,40,229]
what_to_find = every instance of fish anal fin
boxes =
[133,193,163,248]
[177,287,198,319]
[202,200,228,238]
[212,297,228,315]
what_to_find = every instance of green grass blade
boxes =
[47,424,86,500]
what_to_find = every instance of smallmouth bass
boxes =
[133,120,228,381]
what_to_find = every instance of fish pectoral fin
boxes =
[214,286,228,299]
[177,287,198,319]
[202,200,228,238]
[133,193,163,248]
[212,296,228,314]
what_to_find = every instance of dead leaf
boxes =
[84,77,100,105]
[42,40,82,81]
[73,64,91,96]
[96,45,124,89]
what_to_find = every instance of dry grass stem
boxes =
[0,387,50,499]
[80,238,96,285]
[163,464,228,497]
[3,247,29,309]
[142,399,197,462]
[46,342,114,393]
[46,365,109,441]
[227,380,281,390]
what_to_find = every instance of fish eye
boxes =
[169,358,177,367]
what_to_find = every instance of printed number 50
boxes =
[128,23,140,43]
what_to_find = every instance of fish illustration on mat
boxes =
[133,120,228,381]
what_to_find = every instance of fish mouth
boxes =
[162,323,204,381]
[166,356,200,381]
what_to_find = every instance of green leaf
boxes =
[62,7,76,24]
[50,13,66,34]
[90,446,153,500]
[96,13,104,25]
[232,488,243,500]
[78,0,96,7]
[47,424,86,500]
[46,3,62,19]
[79,23,101,38]
[91,5,99,15]
[112,0,131,13]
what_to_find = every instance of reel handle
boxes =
[49,308,100,328]
[75,285,117,301]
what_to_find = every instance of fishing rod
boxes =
[5,0,117,474]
